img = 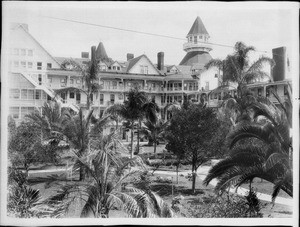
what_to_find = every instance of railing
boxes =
[183,42,212,51]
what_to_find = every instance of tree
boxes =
[203,96,292,202]
[45,131,173,218]
[108,86,158,158]
[205,41,275,98]
[8,121,60,174]
[141,119,168,154]
[57,57,100,111]
[165,103,220,193]
[61,108,109,180]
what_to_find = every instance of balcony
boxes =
[183,42,212,52]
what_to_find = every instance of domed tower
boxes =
[179,16,212,68]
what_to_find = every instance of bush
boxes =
[187,192,263,218]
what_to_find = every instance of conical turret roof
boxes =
[96,42,109,61]
[187,16,209,37]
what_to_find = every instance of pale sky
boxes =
[2,1,299,66]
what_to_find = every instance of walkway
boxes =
[154,166,293,206]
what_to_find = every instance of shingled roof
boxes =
[179,51,212,68]
[96,42,109,61]
[187,16,209,37]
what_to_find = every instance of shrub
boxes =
[187,192,263,218]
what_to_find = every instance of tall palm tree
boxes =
[56,57,100,111]
[205,42,275,98]
[203,96,292,202]
[141,119,168,154]
[44,132,173,218]
[62,108,110,180]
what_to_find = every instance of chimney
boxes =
[81,52,89,59]
[91,46,96,62]
[272,47,286,81]
[157,52,164,71]
[127,53,134,61]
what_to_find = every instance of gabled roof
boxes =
[12,24,61,67]
[187,16,209,37]
[126,54,162,75]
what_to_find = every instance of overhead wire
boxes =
[42,15,286,58]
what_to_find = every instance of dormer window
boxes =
[140,65,148,74]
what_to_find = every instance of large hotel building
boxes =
[5,17,292,137]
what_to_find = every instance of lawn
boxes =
[25,144,292,218]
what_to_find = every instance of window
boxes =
[140,65,148,74]
[28,62,33,68]
[35,90,41,100]
[21,61,26,68]
[76,79,81,84]
[117,66,120,70]
[284,85,288,95]
[112,81,117,89]
[21,49,26,56]
[47,63,52,69]
[28,90,34,99]
[9,89,20,99]
[118,94,123,100]
[37,62,42,70]
[200,35,202,39]
[76,93,81,104]
[215,74,218,78]
[110,94,115,104]
[14,61,19,68]
[189,37,192,42]
[9,107,19,119]
[205,82,209,90]
[70,79,74,84]
[38,74,42,85]
[13,48,19,55]
[194,36,197,44]
[61,78,66,87]
[42,91,47,100]
[184,83,187,91]
[258,88,262,96]
[100,94,104,105]
[113,66,116,70]
[70,92,75,99]
[28,50,33,56]
[21,89,28,99]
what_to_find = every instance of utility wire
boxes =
[43,15,286,57]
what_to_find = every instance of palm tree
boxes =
[205,41,275,98]
[141,119,168,154]
[44,131,173,218]
[107,87,158,158]
[203,96,292,202]
[25,101,69,143]
[56,57,100,111]
[61,108,110,180]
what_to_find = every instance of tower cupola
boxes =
[183,16,212,53]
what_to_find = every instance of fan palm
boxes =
[205,42,275,99]
[44,131,173,218]
[203,96,292,202]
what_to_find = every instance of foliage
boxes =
[204,96,293,202]
[107,86,158,157]
[205,41,275,98]
[245,188,263,217]
[141,119,168,154]
[44,132,173,218]
[7,168,42,218]
[187,193,262,218]
[8,120,60,171]
[165,102,220,192]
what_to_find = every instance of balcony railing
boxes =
[183,42,212,52]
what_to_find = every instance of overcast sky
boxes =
[3,1,299,66]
